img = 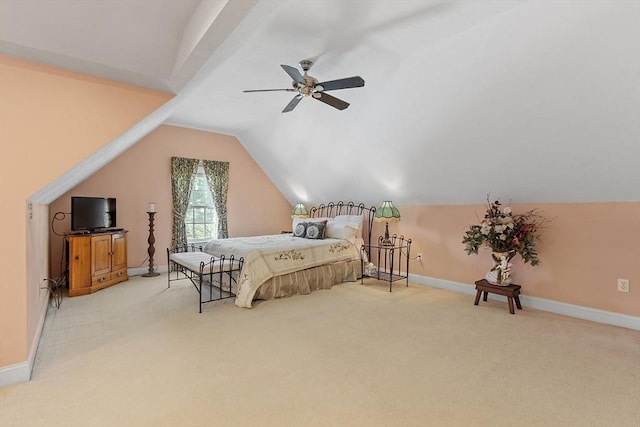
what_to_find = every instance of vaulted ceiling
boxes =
[3,0,638,205]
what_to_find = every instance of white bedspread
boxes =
[202,234,360,308]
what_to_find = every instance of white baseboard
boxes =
[2,265,169,387]
[410,273,640,331]
[0,291,49,388]
[4,270,636,388]
[0,362,30,388]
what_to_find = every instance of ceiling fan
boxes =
[243,60,365,113]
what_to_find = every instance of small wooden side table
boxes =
[474,279,522,315]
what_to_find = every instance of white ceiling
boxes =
[3,0,639,205]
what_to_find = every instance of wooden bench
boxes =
[474,279,522,314]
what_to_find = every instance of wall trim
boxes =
[410,274,640,331]
[0,361,30,388]
[0,292,49,388]
[1,267,165,388]
[4,270,636,388]
[127,268,640,330]
[29,293,50,370]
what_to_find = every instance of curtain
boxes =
[170,157,199,249]
[202,159,229,239]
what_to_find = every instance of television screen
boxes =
[71,197,116,232]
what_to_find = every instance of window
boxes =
[185,166,218,242]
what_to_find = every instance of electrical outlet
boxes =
[617,279,629,292]
[416,253,423,262]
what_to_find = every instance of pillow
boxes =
[292,222,308,238]
[292,216,330,233]
[304,221,327,240]
[333,215,364,238]
[325,221,359,244]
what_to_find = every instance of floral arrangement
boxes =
[462,199,547,266]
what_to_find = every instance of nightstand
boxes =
[361,235,411,292]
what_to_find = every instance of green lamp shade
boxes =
[374,201,400,222]
[291,203,309,218]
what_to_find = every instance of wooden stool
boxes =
[474,279,522,314]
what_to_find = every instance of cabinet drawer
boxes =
[111,269,127,280]
[92,274,110,286]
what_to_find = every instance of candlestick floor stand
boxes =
[142,211,160,277]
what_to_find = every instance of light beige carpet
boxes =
[1,275,638,427]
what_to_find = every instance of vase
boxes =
[485,251,516,286]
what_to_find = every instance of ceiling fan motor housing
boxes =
[299,59,313,71]
[294,75,320,96]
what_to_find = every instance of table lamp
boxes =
[291,203,309,218]
[374,201,400,246]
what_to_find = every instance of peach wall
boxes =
[49,125,292,277]
[3,53,638,385]
[393,203,640,317]
[0,55,172,369]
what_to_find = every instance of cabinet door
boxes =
[111,233,127,272]
[91,235,112,277]
[68,235,91,290]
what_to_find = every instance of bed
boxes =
[173,201,376,309]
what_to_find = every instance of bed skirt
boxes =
[253,259,360,301]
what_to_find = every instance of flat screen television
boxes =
[71,196,116,232]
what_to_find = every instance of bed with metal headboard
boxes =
[191,201,376,308]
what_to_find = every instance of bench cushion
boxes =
[169,252,236,274]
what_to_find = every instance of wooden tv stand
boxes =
[67,230,128,297]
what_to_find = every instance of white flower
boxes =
[500,234,507,240]
[503,207,512,215]
[480,224,491,235]
[494,225,505,233]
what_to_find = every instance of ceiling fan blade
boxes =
[316,76,364,91]
[281,64,305,85]
[313,92,349,110]
[243,88,296,93]
[282,95,303,113]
